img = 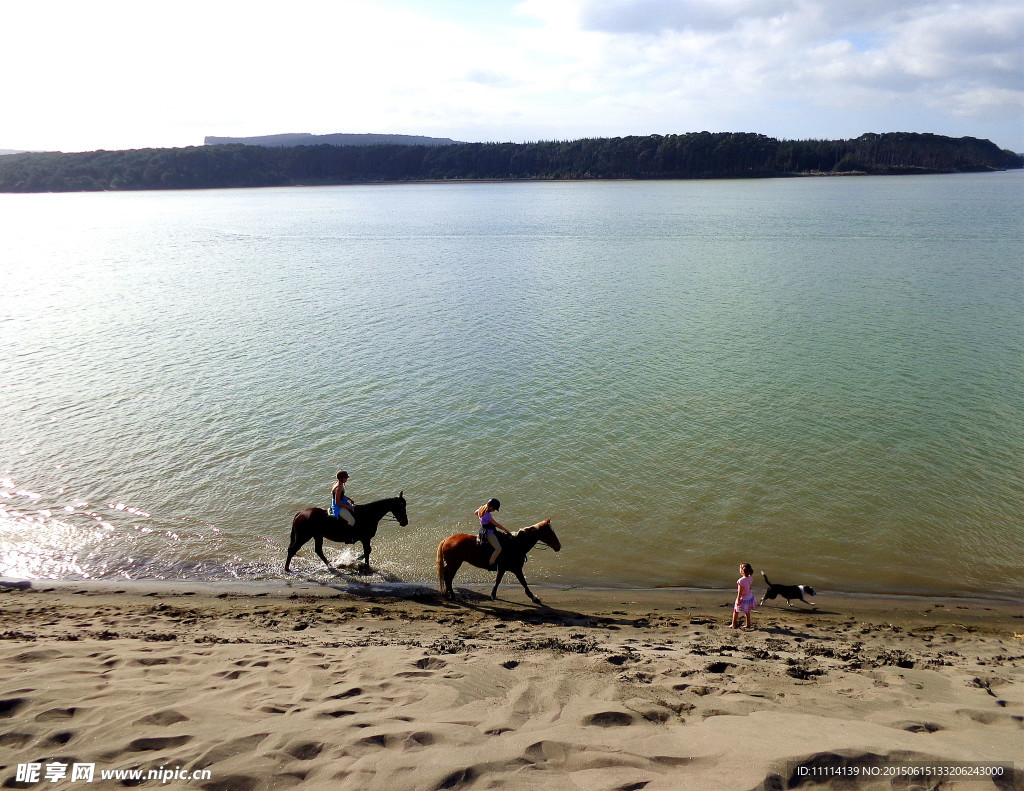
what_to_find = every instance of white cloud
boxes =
[0,0,1020,151]
[578,0,802,34]
[555,0,1024,144]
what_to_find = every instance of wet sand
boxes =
[0,579,1021,790]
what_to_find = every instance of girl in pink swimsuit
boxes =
[730,562,757,629]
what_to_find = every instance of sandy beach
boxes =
[0,578,1021,791]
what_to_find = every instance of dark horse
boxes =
[436,519,560,605]
[285,493,408,573]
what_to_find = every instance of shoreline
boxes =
[4,575,1023,609]
[1,580,1021,790]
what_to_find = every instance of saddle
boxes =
[330,504,356,526]
[477,527,506,546]
[477,531,524,566]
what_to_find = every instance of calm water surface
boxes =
[1,173,1022,597]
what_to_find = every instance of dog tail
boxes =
[760,570,771,586]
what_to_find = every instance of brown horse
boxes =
[285,493,407,573]
[436,519,560,605]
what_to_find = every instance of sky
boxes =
[3,0,1022,153]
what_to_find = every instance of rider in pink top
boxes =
[476,498,510,569]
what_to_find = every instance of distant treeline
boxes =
[0,132,1019,193]
[203,132,460,147]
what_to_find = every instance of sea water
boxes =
[1,173,1021,597]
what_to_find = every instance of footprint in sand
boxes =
[35,707,78,722]
[584,711,636,727]
[394,657,448,677]
[132,735,194,751]
[284,740,325,760]
[317,709,357,719]
[350,730,437,753]
[214,670,248,679]
[525,741,572,766]
[955,709,1024,728]
[41,731,75,746]
[328,687,364,700]
[0,698,27,718]
[129,656,181,666]
[10,649,63,663]
[133,709,190,727]
[674,684,716,696]
[896,721,944,733]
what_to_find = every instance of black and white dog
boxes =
[760,571,816,607]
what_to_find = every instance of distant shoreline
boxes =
[1,131,1018,193]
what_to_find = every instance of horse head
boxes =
[391,492,409,526]
[532,518,560,551]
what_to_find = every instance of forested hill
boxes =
[0,132,1019,193]
[203,132,459,147]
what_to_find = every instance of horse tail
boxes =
[436,539,446,592]
[286,510,308,572]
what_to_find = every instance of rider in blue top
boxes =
[330,470,355,526]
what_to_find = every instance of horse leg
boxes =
[513,569,543,605]
[490,569,506,600]
[358,539,372,574]
[436,543,450,598]
[437,546,462,600]
[445,561,460,599]
[285,525,310,572]
[313,537,332,570]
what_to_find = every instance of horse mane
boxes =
[355,493,403,508]
[512,519,551,538]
